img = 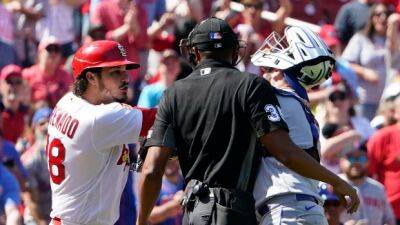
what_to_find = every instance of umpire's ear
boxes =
[193,47,202,64]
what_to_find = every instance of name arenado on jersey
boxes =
[49,106,79,139]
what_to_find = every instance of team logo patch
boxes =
[117,144,130,165]
[209,32,222,40]
[117,44,127,57]
[200,68,211,76]
[264,104,281,122]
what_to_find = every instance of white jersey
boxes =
[339,175,396,225]
[47,93,142,225]
[253,89,322,207]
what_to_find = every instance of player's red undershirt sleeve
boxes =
[134,107,157,137]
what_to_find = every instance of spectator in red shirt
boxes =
[22,37,72,108]
[0,64,29,143]
[91,0,148,83]
[367,94,400,225]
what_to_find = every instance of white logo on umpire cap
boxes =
[209,32,222,40]
[264,104,281,122]
[117,44,127,57]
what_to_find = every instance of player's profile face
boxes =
[98,66,129,104]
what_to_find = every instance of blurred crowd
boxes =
[1,0,400,225]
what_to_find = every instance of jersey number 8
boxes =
[46,137,66,184]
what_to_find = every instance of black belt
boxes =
[257,194,319,216]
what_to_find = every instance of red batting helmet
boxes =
[72,40,140,79]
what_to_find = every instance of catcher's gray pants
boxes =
[256,194,328,225]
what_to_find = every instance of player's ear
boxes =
[86,71,98,86]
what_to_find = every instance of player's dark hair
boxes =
[73,68,102,96]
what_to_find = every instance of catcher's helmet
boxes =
[72,40,140,79]
[251,25,335,88]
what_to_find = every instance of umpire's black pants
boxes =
[182,187,257,225]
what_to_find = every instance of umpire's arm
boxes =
[137,146,173,225]
[136,91,176,225]
[260,129,359,213]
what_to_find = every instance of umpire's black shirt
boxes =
[145,58,288,191]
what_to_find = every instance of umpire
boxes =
[136,17,359,225]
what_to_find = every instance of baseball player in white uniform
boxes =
[47,40,156,225]
[251,26,336,225]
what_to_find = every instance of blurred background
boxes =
[1,0,400,225]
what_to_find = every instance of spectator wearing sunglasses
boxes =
[338,143,396,225]
[342,3,400,121]
[320,83,375,174]
[0,66,29,190]
[0,64,30,143]
[318,183,345,225]
[334,0,376,46]
[22,36,72,108]
[0,66,30,191]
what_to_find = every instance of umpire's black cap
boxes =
[188,17,239,50]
